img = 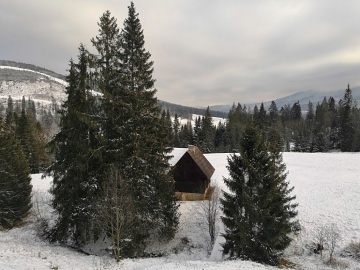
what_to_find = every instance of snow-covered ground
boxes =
[175,114,226,128]
[1,152,360,269]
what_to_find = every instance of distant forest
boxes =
[1,84,359,153]
[159,100,227,119]
[167,84,360,153]
[1,60,359,153]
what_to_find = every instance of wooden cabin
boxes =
[171,145,215,200]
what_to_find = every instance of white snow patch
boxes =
[0,153,360,269]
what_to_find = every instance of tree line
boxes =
[168,84,360,153]
[0,95,49,229]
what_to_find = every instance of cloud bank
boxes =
[1,0,360,106]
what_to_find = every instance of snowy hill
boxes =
[0,152,359,269]
[0,65,67,105]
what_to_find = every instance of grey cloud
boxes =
[1,0,360,107]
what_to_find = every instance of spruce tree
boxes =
[339,84,355,151]
[193,116,203,147]
[221,123,299,265]
[89,4,178,257]
[268,101,279,126]
[201,106,215,152]
[0,115,32,229]
[47,45,101,245]
[116,3,179,254]
[172,113,181,147]
[179,120,193,147]
[16,104,49,173]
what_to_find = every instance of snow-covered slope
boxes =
[1,152,360,269]
[0,65,67,104]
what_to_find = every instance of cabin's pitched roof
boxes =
[173,145,215,180]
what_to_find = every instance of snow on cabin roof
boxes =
[169,148,188,166]
[169,146,215,181]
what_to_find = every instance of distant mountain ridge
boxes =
[1,60,359,117]
[0,60,65,80]
[210,87,360,113]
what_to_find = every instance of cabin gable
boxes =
[171,146,215,197]
[173,152,209,194]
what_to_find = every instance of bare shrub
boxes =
[97,166,135,261]
[327,223,341,263]
[312,223,341,265]
[341,242,360,261]
[314,225,327,258]
[197,185,221,254]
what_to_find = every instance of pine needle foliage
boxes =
[221,123,299,265]
[47,3,178,258]
[0,116,32,229]
[46,45,101,245]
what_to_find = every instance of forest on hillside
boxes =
[1,83,359,155]
[168,84,360,153]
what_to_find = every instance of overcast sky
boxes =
[1,1,360,107]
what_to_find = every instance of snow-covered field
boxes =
[1,152,360,269]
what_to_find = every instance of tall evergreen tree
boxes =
[172,113,181,147]
[120,2,178,253]
[306,101,315,120]
[193,116,203,147]
[339,84,355,151]
[90,4,178,257]
[214,121,227,152]
[47,45,101,245]
[255,102,267,129]
[268,101,279,126]
[16,105,50,173]
[200,106,215,152]
[179,120,193,147]
[0,115,32,229]
[291,101,302,121]
[221,123,299,265]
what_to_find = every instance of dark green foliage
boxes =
[179,120,193,147]
[291,101,302,120]
[47,3,178,258]
[47,46,101,245]
[193,116,203,147]
[221,123,299,265]
[268,101,279,126]
[16,104,50,173]
[339,85,355,151]
[112,3,179,255]
[226,103,247,152]
[214,121,227,152]
[306,101,315,120]
[172,114,181,147]
[0,115,32,229]
[200,107,215,152]
[255,102,268,129]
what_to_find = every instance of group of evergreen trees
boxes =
[0,95,61,139]
[45,3,178,259]
[169,85,360,153]
[0,93,50,229]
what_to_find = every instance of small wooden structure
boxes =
[171,145,215,201]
